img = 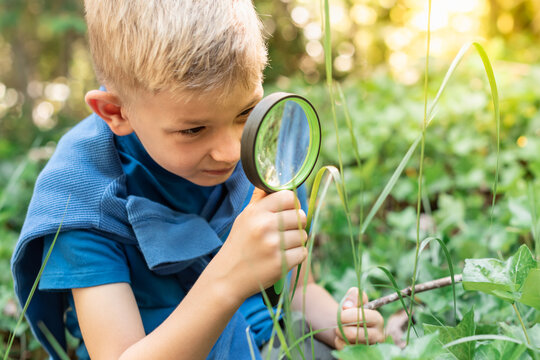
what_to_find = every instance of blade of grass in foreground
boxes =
[322,0,368,344]
[418,237,458,323]
[37,322,70,360]
[528,181,540,265]
[360,41,501,237]
[3,195,71,360]
[290,165,344,300]
[407,0,432,343]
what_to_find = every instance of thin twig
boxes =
[364,274,462,310]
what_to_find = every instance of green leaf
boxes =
[400,332,446,359]
[520,269,540,310]
[331,343,391,360]
[424,309,476,360]
[463,245,537,304]
[332,333,444,359]
[474,342,527,360]
[500,323,540,348]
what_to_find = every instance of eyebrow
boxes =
[174,95,262,127]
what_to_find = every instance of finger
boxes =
[334,337,347,350]
[275,209,307,230]
[284,246,308,270]
[342,288,370,309]
[335,326,385,345]
[249,188,268,204]
[259,190,299,212]
[340,308,384,328]
[271,229,308,250]
[342,287,359,309]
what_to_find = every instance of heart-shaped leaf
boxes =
[519,269,540,310]
[463,245,537,306]
[424,309,476,360]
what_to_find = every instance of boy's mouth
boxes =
[203,166,235,176]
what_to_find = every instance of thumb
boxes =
[249,187,267,204]
[342,288,369,309]
[342,287,359,309]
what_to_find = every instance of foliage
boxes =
[463,244,539,309]
[1,0,540,359]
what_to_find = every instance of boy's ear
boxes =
[85,90,134,136]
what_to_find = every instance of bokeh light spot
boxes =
[517,136,528,148]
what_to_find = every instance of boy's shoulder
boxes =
[18,113,135,245]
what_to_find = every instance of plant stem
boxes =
[407,0,431,345]
[364,274,462,310]
[322,0,369,344]
[527,181,540,265]
[512,302,531,345]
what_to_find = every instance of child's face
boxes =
[124,83,264,186]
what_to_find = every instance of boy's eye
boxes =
[239,107,255,117]
[178,126,205,136]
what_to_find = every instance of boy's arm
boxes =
[290,261,384,349]
[73,189,308,359]
[73,261,244,360]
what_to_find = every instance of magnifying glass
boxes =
[241,92,321,193]
[241,92,322,305]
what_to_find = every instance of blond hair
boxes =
[84,0,267,101]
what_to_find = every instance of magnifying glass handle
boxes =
[264,282,282,307]
[264,287,280,307]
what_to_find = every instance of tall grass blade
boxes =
[360,41,501,236]
[336,291,351,347]
[376,266,418,336]
[418,237,458,323]
[407,0,431,343]
[260,287,292,360]
[37,322,70,360]
[3,195,70,360]
[528,182,540,264]
[322,0,369,344]
[360,137,421,235]
[291,166,344,301]
[376,267,411,318]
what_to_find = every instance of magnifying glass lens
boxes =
[241,92,321,194]
[255,100,310,187]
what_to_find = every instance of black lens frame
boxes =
[241,92,321,193]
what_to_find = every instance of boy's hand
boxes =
[213,188,308,301]
[334,287,385,349]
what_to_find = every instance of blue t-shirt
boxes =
[38,132,278,357]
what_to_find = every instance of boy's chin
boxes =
[189,170,235,187]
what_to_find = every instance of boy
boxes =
[11,1,384,359]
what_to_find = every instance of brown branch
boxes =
[363,274,463,310]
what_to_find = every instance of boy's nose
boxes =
[209,130,241,164]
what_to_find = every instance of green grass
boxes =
[2,0,540,358]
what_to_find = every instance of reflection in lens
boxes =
[255,100,310,187]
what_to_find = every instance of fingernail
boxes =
[343,300,354,309]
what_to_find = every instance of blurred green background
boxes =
[1,0,540,358]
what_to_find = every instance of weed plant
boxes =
[262,0,540,358]
[2,0,540,359]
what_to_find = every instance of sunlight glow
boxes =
[45,83,70,102]
[351,4,377,26]
[32,101,56,129]
[291,6,310,26]
[3,88,18,108]
[304,22,322,40]
[306,40,324,58]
